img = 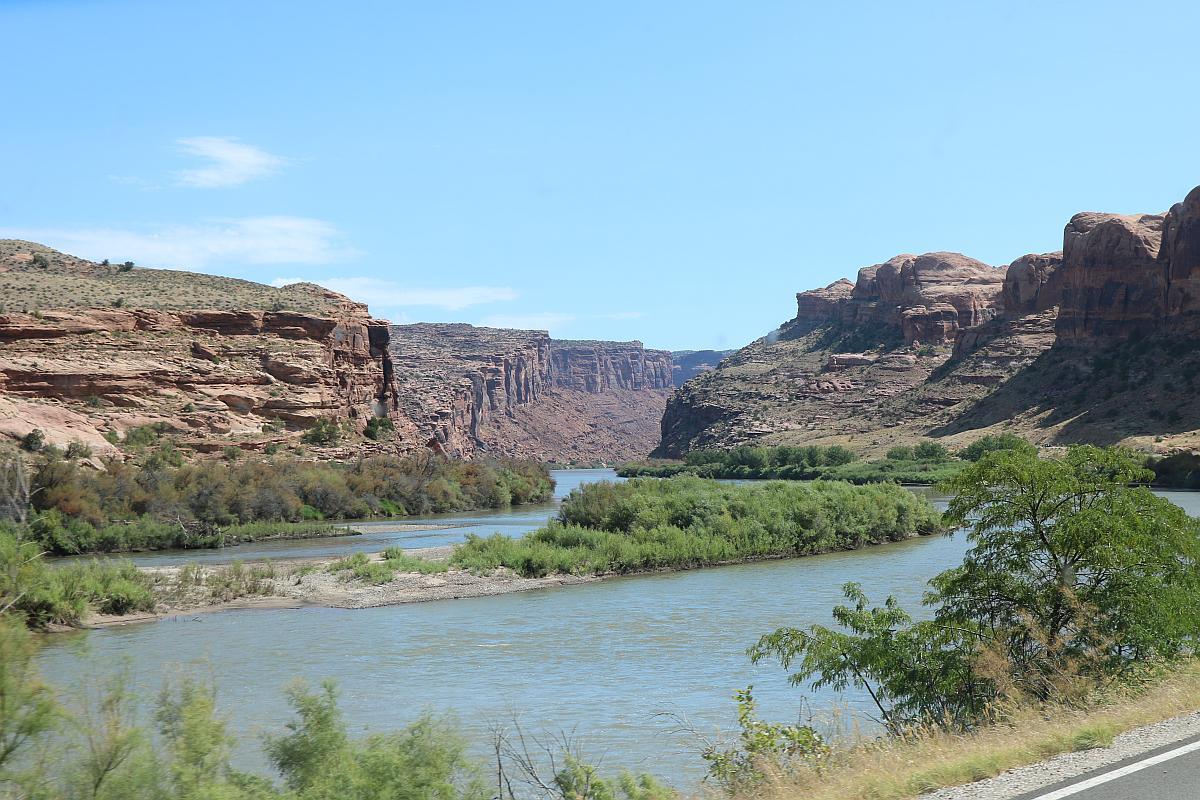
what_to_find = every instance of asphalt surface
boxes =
[1011,733,1200,799]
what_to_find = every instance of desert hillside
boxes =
[656,184,1200,458]
[0,241,674,462]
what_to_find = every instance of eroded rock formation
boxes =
[655,184,1200,458]
[389,324,673,462]
[0,305,403,455]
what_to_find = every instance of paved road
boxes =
[1013,734,1200,799]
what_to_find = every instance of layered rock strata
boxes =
[656,184,1200,457]
[388,324,673,462]
[0,306,402,455]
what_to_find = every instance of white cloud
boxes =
[0,217,355,269]
[478,312,575,333]
[273,276,519,311]
[174,136,286,188]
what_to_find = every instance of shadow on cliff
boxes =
[930,337,1200,446]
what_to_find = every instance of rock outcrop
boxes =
[843,252,1006,344]
[1002,252,1063,314]
[794,279,854,330]
[655,184,1200,458]
[389,324,673,462]
[0,305,403,455]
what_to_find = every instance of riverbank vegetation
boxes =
[616,439,1014,485]
[720,444,1200,797]
[0,530,156,627]
[1,444,553,554]
[451,476,942,578]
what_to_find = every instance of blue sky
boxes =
[2,0,1198,351]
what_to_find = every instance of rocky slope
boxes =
[0,242,677,463]
[388,324,673,462]
[0,243,404,456]
[656,184,1200,458]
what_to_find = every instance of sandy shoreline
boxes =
[84,533,935,628]
[86,546,598,627]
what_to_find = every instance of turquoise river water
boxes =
[35,471,1200,786]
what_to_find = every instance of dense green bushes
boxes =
[0,529,156,627]
[618,438,1048,485]
[618,443,964,485]
[451,476,942,578]
[20,447,553,554]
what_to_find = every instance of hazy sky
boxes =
[2,1,1198,351]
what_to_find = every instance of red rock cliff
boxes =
[389,324,673,462]
[0,306,400,454]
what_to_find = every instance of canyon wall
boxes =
[0,304,404,456]
[656,184,1200,458]
[389,323,673,462]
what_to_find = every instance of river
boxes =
[34,473,1200,786]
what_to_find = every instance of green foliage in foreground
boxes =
[0,617,671,800]
[0,530,156,627]
[617,443,965,485]
[14,446,552,554]
[451,476,942,578]
[751,446,1200,732]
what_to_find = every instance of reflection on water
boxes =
[34,477,1200,786]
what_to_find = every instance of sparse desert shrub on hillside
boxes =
[301,416,341,445]
[19,429,45,453]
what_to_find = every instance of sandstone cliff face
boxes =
[844,252,1006,344]
[549,341,673,392]
[1002,252,1063,314]
[794,279,854,330]
[0,305,402,455]
[656,185,1200,458]
[389,324,673,462]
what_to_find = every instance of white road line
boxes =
[1028,738,1200,799]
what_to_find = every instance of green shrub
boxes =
[363,416,394,441]
[301,417,341,445]
[958,433,1036,462]
[452,476,941,578]
[19,429,45,453]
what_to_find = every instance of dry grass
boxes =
[0,239,343,314]
[738,662,1200,800]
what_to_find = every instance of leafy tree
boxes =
[958,433,1036,462]
[913,441,950,461]
[301,418,341,446]
[752,447,1200,729]
[936,446,1200,693]
[822,445,855,466]
[65,441,93,461]
[886,446,914,461]
[362,417,394,441]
